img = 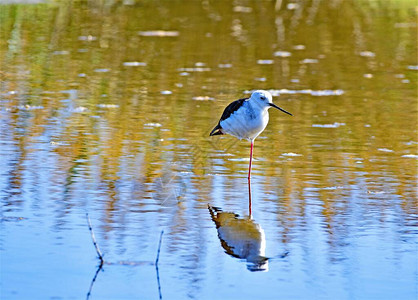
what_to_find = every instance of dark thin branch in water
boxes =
[85,213,105,300]
[86,263,103,300]
[85,215,164,299]
[155,230,164,265]
[155,230,164,300]
[86,213,104,265]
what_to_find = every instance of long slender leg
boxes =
[248,141,254,180]
[248,141,254,217]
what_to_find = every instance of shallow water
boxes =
[0,1,417,299]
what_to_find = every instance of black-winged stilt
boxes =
[210,90,292,180]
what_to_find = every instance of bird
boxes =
[210,90,292,180]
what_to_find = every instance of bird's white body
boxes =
[214,90,286,142]
[220,99,270,141]
[210,89,292,181]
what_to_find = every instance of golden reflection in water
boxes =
[208,205,268,272]
[0,0,417,238]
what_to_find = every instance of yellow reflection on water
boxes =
[1,0,416,236]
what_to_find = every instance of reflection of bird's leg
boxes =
[248,178,252,217]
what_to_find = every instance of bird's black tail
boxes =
[209,124,223,136]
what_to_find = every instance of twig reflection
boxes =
[155,230,164,300]
[86,262,103,300]
[85,213,164,299]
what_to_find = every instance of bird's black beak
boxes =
[269,103,293,116]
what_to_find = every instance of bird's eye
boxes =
[260,96,266,100]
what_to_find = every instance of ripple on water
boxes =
[15,105,44,111]
[144,122,162,128]
[257,59,274,65]
[300,58,319,64]
[281,152,303,157]
[312,122,345,128]
[138,30,179,37]
[359,51,376,57]
[310,90,344,96]
[292,44,306,50]
[52,50,69,55]
[94,68,110,73]
[402,154,418,159]
[78,35,97,41]
[233,6,252,13]
[192,96,215,101]
[244,89,344,96]
[274,51,292,57]
[71,106,88,113]
[123,62,147,67]
[177,67,211,72]
[97,104,119,108]
[377,148,394,153]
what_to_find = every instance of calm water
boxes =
[1,1,417,299]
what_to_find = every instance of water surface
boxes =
[0,1,417,299]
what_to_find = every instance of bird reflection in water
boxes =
[208,205,268,272]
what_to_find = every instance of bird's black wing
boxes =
[209,98,248,136]
[219,98,248,122]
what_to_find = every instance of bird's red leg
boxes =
[248,141,253,180]
[248,141,253,216]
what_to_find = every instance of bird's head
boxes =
[250,90,292,116]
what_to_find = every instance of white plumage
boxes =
[210,90,292,179]
[220,95,270,141]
